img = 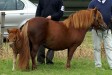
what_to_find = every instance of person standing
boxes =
[88,0,112,69]
[35,0,64,64]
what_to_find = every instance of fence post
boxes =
[0,12,5,49]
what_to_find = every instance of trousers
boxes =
[92,29,112,69]
[37,45,54,64]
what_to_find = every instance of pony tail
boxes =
[18,21,30,70]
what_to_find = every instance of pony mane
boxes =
[63,10,94,29]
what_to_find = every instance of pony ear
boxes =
[16,29,20,33]
[93,7,98,15]
[7,29,10,33]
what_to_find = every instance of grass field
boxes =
[0,32,112,75]
[0,58,112,75]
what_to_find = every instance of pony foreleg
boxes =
[66,46,76,69]
[12,52,17,71]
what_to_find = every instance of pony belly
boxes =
[45,45,68,50]
[45,41,69,50]
[45,36,70,50]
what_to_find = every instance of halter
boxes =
[92,13,107,31]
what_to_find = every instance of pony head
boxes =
[91,7,107,30]
[7,28,20,48]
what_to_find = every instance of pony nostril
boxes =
[100,24,107,31]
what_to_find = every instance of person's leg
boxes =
[46,49,54,64]
[92,29,102,68]
[37,45,45,64]
[103,30,112,69]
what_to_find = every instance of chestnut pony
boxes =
[7,8,107,70]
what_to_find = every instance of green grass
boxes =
[0,58,112,75]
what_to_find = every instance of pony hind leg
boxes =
[30,44,39,70]
[66,46,77,69]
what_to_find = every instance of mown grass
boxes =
[0,32,111,75]
[0,58,112,75]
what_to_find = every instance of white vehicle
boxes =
[0,0,37,38]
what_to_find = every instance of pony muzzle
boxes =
[101,23,108,30]
[9,42,14,48]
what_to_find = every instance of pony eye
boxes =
[99,16,101,19]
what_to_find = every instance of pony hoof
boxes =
[26,66,30,70]
[32,66,37,70]
[66,67,70,69]
[12,68,15,71]
[66,65,70,69]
